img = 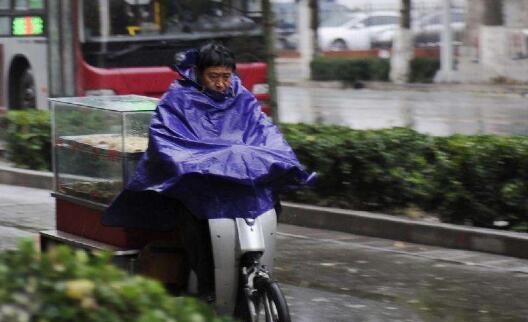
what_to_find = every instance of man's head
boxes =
[197,43,236,93]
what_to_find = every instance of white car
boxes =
[318,11,400,51]
[413,9,466,47]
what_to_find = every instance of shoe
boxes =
[198,292,216,304]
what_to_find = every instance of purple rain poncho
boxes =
[103,50,314,229]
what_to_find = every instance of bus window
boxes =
[80,0,265,68]
[14,0,44,10]
[102,0,258,37]
[0,0,9,10]
[0,17,10,35]
[30,0,44,9]
[83,0,101,37]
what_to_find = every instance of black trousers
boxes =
[180,207,215,296]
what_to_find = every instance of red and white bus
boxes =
[0,0,270,112]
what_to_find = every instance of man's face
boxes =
[200,66,233,93]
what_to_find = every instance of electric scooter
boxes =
[206,208,291,322]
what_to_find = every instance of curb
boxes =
[280,202,528,259]
[1,164,527,259]
[0,165,53,190]
[276,80,528,96]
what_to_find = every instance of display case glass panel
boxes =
[50,95,158,205]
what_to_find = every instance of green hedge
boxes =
[3,110,527,231]
[281,124,528,232]
[310,56,440,83]
[311,57,390,83]
[4,110,51,170]
[409,57,441,83]
[0,240,233,322]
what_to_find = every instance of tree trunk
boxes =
[262,0,279,123]
[401,0,411,29]
[309,0,320,57]
[482,0,503,26]
[390,0,413,83]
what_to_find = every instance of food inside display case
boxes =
[58,180,122,204]
[59,134,149,153]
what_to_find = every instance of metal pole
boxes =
[262,0,279,123]
[298,0,313,80]
[440,0,453,81]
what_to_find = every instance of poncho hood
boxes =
[103,49,315,229]
[172,48,239,102]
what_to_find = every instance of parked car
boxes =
[413,9,466,47]
[272,0,356,50]
[371,9,466,49]
[318,11,400,51]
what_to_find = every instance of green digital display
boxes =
[12,16,44,36]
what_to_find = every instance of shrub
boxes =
[310,56,440,83]
[282,125,437,210]
[0,240,233,322]
[432,135,528,228]
[281,124,528,231]
[409,57,440,83]
[5,110,51,170]
[310,57,390,83]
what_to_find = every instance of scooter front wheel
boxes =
[255,278,291,322]
[234,275,291,322]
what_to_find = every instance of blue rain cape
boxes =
[103,50,315,229]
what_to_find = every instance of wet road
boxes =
[278,85,528,136]
[275,58,528,137]
[1,184,528,321]
[275,225,528,322]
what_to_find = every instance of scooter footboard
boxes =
[256,209,278,271]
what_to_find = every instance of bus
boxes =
[0,0,270,112]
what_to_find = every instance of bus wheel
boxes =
[14,68,36,109]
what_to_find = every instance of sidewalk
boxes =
[275,57,528,96]
[1,163,527,260]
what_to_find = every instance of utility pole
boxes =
[262,0,279,123]
[439,0,453,82]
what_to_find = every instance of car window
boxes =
[320,14,356,27]
[452,12,465,23]
[423,12,464,26]
[425,15,441,25]
[365,15,399,26]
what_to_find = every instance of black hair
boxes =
[196,43,236,73]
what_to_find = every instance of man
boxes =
[104,43,314,302]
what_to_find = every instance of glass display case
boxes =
[50,95,158,206]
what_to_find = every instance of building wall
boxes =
[504,0,528,27]
[458,0,528,82]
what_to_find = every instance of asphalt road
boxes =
[1,184,528,321]
[275,59,528,137]
[277,85,528,136]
